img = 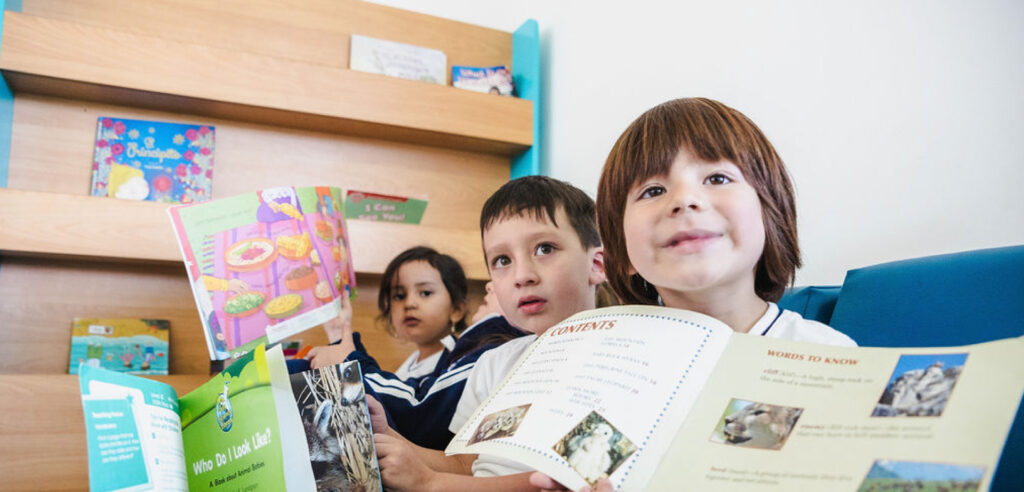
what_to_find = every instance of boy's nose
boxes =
[669,185,705,215]
[513,261,540,287]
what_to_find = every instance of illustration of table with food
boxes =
[169,186,355,360]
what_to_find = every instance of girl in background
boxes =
[379,247,469,379]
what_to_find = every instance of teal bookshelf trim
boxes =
[511,19,540,179]
[0,0,13,188]
[1,0,10,274]
[0,77,10,188]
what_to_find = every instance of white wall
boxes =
[371,0,1024,285]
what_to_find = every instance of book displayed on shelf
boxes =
[90,117,215,204]
[79,344,381,491]
[168,186,356,361]
[452,65,515,96]
[69,318,170,375]
[344,189,428,224]
[446,305,1024,492]
[349,34,447,85]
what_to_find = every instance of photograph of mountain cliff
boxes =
[871,353,968,417]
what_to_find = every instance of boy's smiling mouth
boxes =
[517,296,547,315]
[663,229,721,253]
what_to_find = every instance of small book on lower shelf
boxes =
[445,305,1024,491]
[69,318,170,375]
[79,344,382,491]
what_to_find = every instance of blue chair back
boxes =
[777,285,841,324]
[828,245,1024,347]
[787,245,1024,490]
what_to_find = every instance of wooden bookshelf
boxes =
[0,374,207,490]
[0,188,487,279]
[0,11,533,156]
[0,1,521,380]
[0,3,531,488]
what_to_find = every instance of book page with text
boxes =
[80,365,187,491]
[447,305,735,491]
[647,335,1024,491]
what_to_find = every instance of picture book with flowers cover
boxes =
[90,117,215,204]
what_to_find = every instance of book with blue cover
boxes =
[452,65,514,96]
[90,117,215,203]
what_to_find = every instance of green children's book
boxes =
[79,345,381,491]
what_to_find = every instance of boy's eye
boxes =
[638,185,666,199]
[491,255,511,269]
[534,243,555,256]
[705,173,733,185]
[420,290,433,298]
[392,291,406,301]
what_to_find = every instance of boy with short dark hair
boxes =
[373,175,606,491]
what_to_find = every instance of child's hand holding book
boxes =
[308,291,355,369]
[531,473,613,492]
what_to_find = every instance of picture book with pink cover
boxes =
[169,186,355,360]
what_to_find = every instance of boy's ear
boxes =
[588,247,607,286]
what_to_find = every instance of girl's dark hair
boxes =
[377,246,468,336]
[597,98,800,304]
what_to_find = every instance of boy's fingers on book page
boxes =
[364,395,391,433]
[529,472,572,491]
[373,433,436,490]
[529,473,614,492]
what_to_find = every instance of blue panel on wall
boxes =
[0,77,10,188]
[0,0,13,188]
[511,19,540,179]
[1,0,12,273]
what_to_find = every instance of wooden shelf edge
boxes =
[0,373,211,392]
[0,11,533,156]
[0,188,488,279]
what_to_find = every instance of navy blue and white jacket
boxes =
[345,314,526,450]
